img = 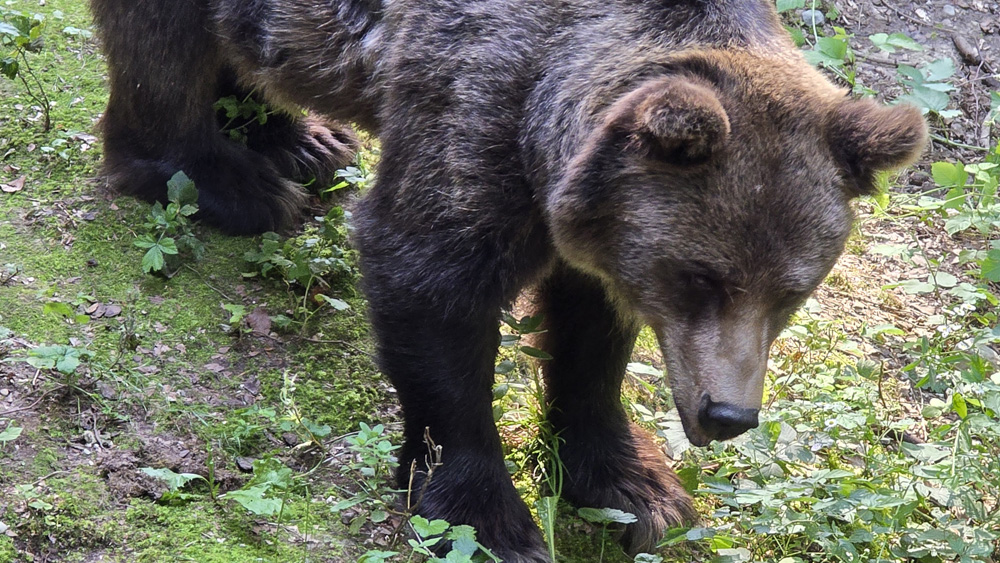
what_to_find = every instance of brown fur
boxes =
[90,0,927,559]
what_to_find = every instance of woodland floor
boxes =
[1,1,999,563]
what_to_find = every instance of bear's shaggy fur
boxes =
[90,0,927,559]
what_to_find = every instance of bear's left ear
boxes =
[826,100,928,196]
[608,76,731,166]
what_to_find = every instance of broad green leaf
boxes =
[0,425,23,443]
[627,362,662,377]
[224,486,283,515]
[158,238,179,255]
[776,0,805,12]
[869,32,923,53]
[981,249,1000,282]
[42,301,75,318]
[410,515,450,537]
[166,171,198,206]
[519,346,553,360]
[0,23,22,37]
[141,246,165,273]
[445,525,479,556]
[316,295,350,311]
[931,161,966,188]
[931,271,957,288]
[952,393,968,419]
[141,467,206,491]
[358,551,399,563]
[578,507,638,524]
[922,58,956,82]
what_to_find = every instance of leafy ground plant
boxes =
[134,171,205,275]
[0,6,49,130]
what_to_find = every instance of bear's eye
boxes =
[684,271,724,297]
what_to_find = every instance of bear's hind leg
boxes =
[242,110,360,191]
[92,0,309,234]
[537,263,698,554]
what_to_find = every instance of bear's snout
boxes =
[697,394,760,442]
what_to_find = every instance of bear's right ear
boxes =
[826,100,928,196]
[608,76,731,166]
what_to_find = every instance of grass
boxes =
[1,0,999,562]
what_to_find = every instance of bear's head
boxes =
[548,50,927,447]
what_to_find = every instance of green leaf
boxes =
[923,58,956,82]
[224,486,283,515]
[315,295,351,311]
[0,23,22,37]
[931,271,958,288]
[55,354,80,375]
[577,507,639,525]
[42,301,75,319]
[981,249,1000,282]
[776,0,805,12]
[518,346,553,360]
[410,515,450,537]
[166,171,198,206]
[141,467,206,491]
[141,246,165,273]
[952,393,968,419]
[896,88,952,115]
[0,425,23,443]
[931,161,967,188]
[158,238,179,255]
[805,37,849,68]
[626,362,662,377]
[445,525,479,556]
[535,496,558,560]
[358,551,399,563]
[869,32,923,53]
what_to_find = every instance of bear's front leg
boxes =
[363,304,550,562]
[537,263,698,555]
[353,189,552,562]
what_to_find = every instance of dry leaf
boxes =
[0,176,25,193]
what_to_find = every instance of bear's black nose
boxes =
[697,398,759,441]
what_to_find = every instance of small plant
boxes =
[896,58,962,120]
[222,458,296,517]
[214,93,271,144]
[140,466,207,504]
[0,8,50,131]
[134,171,205,275]
[10,344,92,387]
[405,515,500,562]
[577,507,639,562]
[243,206,354,328]
[0,422,22,448]
[331,422,400,532]
[325,154,375,195]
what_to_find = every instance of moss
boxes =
[120,498,348,563]
[0,537,16,563]
[13,472,121,555]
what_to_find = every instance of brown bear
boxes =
[89,0,927,560]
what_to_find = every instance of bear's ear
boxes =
[609,76,731,166]
[826,100,928,196]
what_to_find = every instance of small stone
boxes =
[800,9,825,26]
[0,389,8,397]
[236,457,255,472]
[943,4,957,16]
[909,171,931,186]
[282,432,299,446]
